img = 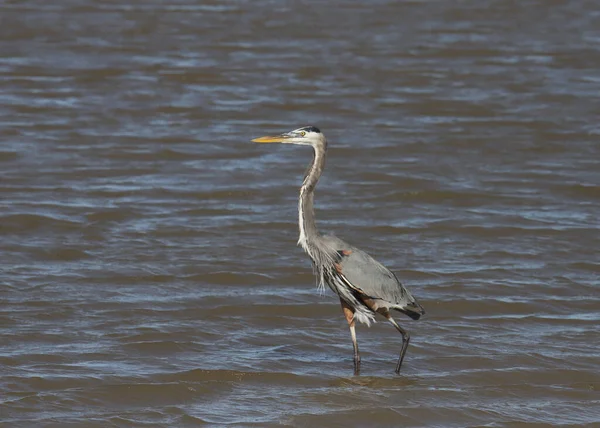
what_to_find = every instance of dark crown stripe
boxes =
[300,126,321,133]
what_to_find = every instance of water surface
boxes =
[1,0,599,426]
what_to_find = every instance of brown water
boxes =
[1,1,600,427]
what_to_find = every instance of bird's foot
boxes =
[334,262,343,274]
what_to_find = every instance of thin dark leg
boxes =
[387,315,411,374]
[349,324,360,375]
[340,299,360,375]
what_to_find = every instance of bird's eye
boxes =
[300,131,306,137]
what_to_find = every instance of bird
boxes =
[252,126,425,375]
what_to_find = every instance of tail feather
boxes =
[396,301,425,321]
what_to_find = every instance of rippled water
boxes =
[2,1,599,426]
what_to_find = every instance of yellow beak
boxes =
[251,135,290,143]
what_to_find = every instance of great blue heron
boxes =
[252,126,425,375]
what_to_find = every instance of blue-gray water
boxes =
[1,1,599,426]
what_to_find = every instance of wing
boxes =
[321,234,418,309]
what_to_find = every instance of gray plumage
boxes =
[252,126,425,375]
[320,234,424,321]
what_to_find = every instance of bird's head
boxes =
[252,126,326,148]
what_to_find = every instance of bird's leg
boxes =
[386,314,411,374]
[340,298,360,375]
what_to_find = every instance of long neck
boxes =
[298,145,326,250]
